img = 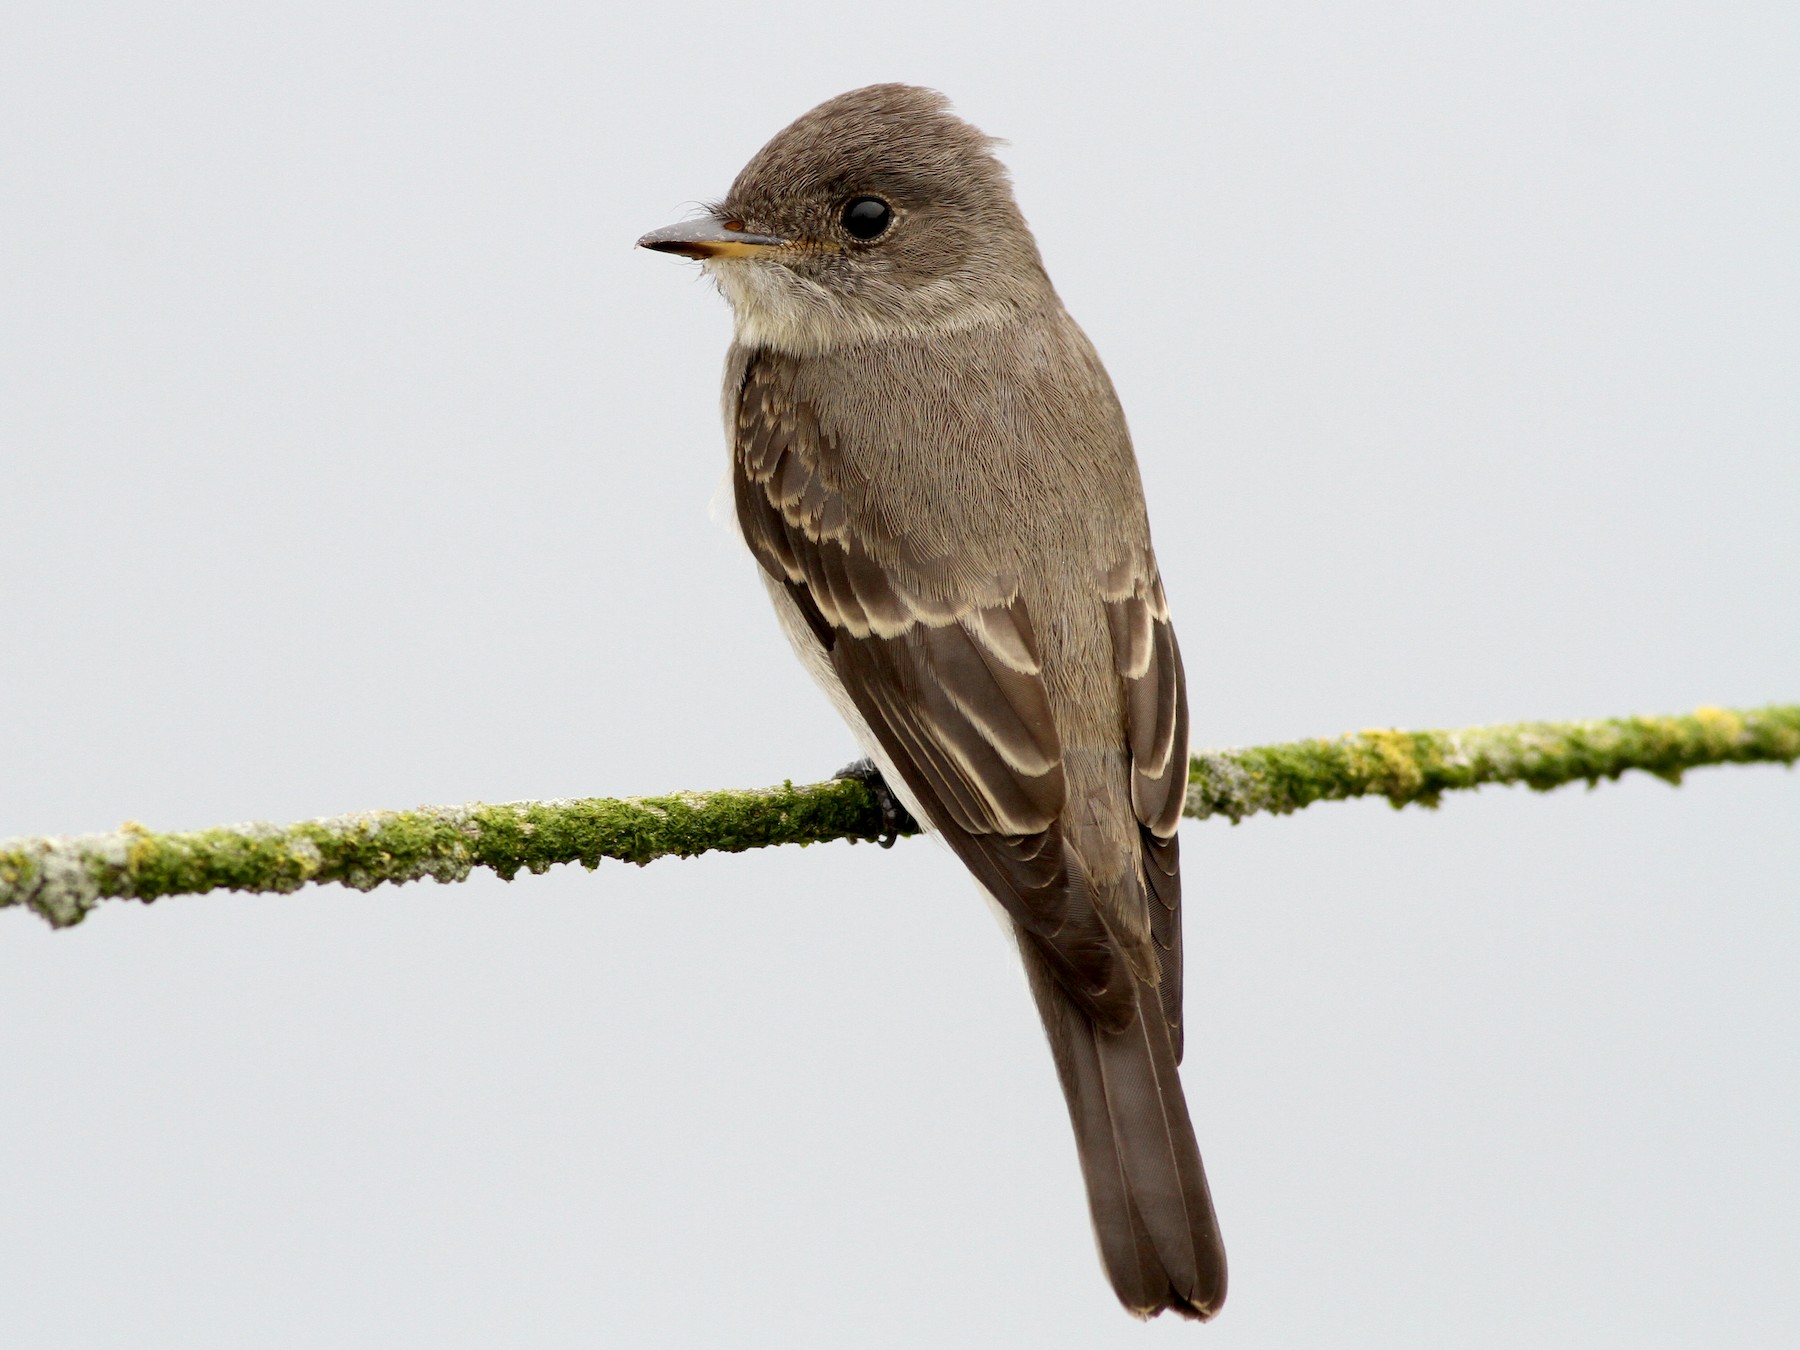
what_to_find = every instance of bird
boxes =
[638,83,1225,1321]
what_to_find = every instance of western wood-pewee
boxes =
[639,84,1225,1320]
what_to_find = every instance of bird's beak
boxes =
[637,216,789,260]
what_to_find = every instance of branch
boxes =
[4,704,1794,929]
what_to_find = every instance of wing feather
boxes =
[1104,565,1191,1054]
[733,349,1137,1029]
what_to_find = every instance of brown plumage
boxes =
[641,83,1225,1320]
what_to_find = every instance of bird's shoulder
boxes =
[726,310,1151,568]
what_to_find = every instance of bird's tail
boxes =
[1021,938,1227,1320]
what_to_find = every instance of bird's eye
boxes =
[840,196,893,241]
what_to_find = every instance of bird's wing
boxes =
[733,348,1143,1030]
[1101,557,1191,1057]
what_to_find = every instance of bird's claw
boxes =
[833,757,920,847]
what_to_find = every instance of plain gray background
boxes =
[3,2,1796,1345]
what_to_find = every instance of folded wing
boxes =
[733,348,1137,1028]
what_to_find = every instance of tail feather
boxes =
[1058,997,1170,1311]
[1022,935,1226,1320]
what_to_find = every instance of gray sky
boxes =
[2,2,1796,1345]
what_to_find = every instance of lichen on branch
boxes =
[1186,703,1800,821]
[3,704,1794,929]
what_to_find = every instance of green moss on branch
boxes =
[1186,704,1800,821]
[3,704,1794,929]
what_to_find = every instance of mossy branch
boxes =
[3,704,1794,930]
[1185,703,1798,821]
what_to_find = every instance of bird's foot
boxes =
[832,758,921,848]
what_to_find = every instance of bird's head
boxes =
[638,84,1055,353]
